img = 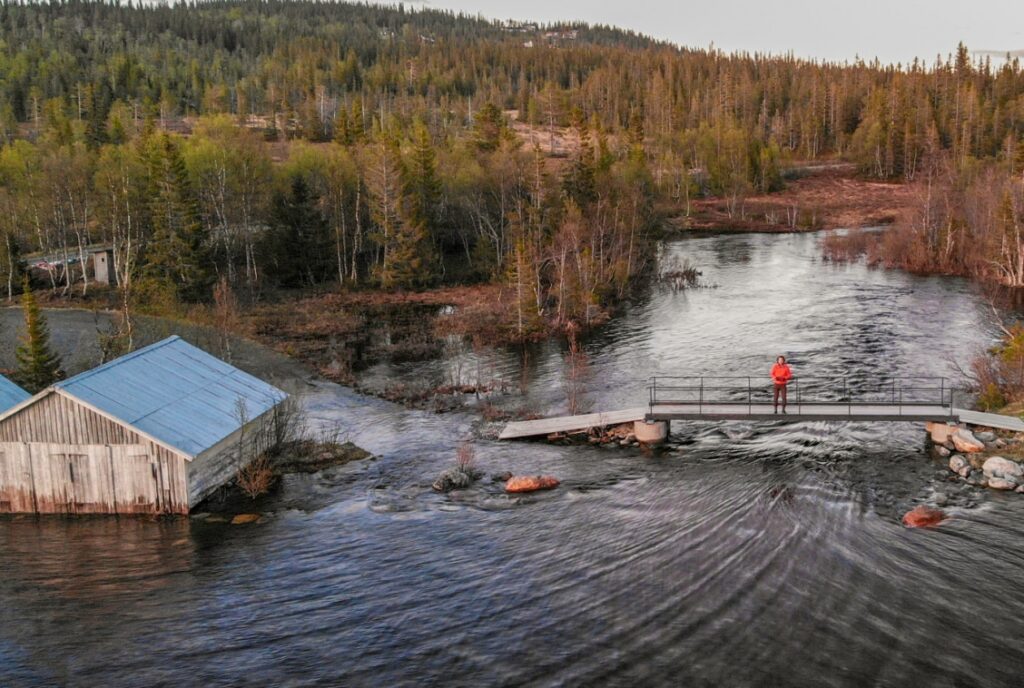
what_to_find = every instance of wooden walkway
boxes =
[498,408,646,440]
[956,408,1024,432]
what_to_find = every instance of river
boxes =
[2,230,1023,687]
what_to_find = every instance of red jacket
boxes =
[771,363,792,385]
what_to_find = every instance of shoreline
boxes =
[667,166,913,234]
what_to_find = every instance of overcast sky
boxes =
[410,0,1024,65]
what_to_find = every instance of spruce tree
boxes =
[265,175,330,288]
[403,121,442,259]
[14,276,64,393]
[143,134,211,302]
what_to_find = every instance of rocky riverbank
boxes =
[928,425,1024,494]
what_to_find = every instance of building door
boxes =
[109,445,161,514]
[0,443,36,513]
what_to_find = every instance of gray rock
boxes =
[982,456,1024,483]
[934,493,949,507]
[976,431,997,442]
[936,446,952,459]
[432,467,476,492]
[949,454,970,476]
[1017,484,1024,494]
[989,477,1018,491]
[995,438,1008,448]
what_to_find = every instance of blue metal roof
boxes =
[55,336,287,458]
[0,374,29,414]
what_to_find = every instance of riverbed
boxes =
[3,231,1024,687]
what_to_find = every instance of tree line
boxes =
[0,1,1022,333]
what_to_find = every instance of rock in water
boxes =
[952,429,986,454]
[231,514,260,525]
[949,454,970,477]
[935,446,951,458]
[432,467,475,492]
[902,505,946,528]
[982,456,1024,483]
[505,475,561,493]
[988,478,1018,491]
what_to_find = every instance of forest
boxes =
[0,0,1023,343]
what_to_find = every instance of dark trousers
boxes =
[773,383,788,409]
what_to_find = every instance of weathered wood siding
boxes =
[186,409,275,507]
[0,392,189,515]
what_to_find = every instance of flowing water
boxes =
[3,231,1024,687]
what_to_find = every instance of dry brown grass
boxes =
[455,442,476,472]
[236,455,275,499]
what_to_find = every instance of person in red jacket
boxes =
[771,355,793,414]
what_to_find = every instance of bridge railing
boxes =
[647,376,956,415]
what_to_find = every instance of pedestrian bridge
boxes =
[499,376,1024,440]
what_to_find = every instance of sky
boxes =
[410,0,1024,65]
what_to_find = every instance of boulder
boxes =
[231,514,260,525]
[935,446,951,459]
[976,431,997,443]
[433,467,476,492]
[952,429,986,454]
[949,455,971,477]
[981,456,1024,483]
[988,478,1018,491]
[1017,484,1024,494]
[505,475,561,493]
[902,505,947,528]
[926,422,959,445]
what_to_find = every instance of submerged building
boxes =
[0,336,287,515]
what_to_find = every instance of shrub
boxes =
[236,455,275,499]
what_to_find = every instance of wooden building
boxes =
[0,337,287,515]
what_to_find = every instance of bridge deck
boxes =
[498,407,646,440]
[956,408,1024,432]
[648,402,954,422]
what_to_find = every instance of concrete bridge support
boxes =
[634,419,669,445]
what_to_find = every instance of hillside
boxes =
[0,1,1022,345]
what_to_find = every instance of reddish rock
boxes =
[952,429,985,454]
[231,513,261,525]
[902,505,947,528]
[505,475,561,493]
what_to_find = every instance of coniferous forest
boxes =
[0,0,1023,339]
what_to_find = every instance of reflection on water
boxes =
[4,231,1024,687]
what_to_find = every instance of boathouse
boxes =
[0,375,30,414]
[0,336,287,515]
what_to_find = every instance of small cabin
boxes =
[0,337,287,515]
[0,375,30,414]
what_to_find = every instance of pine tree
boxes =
[14,276,63,393]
